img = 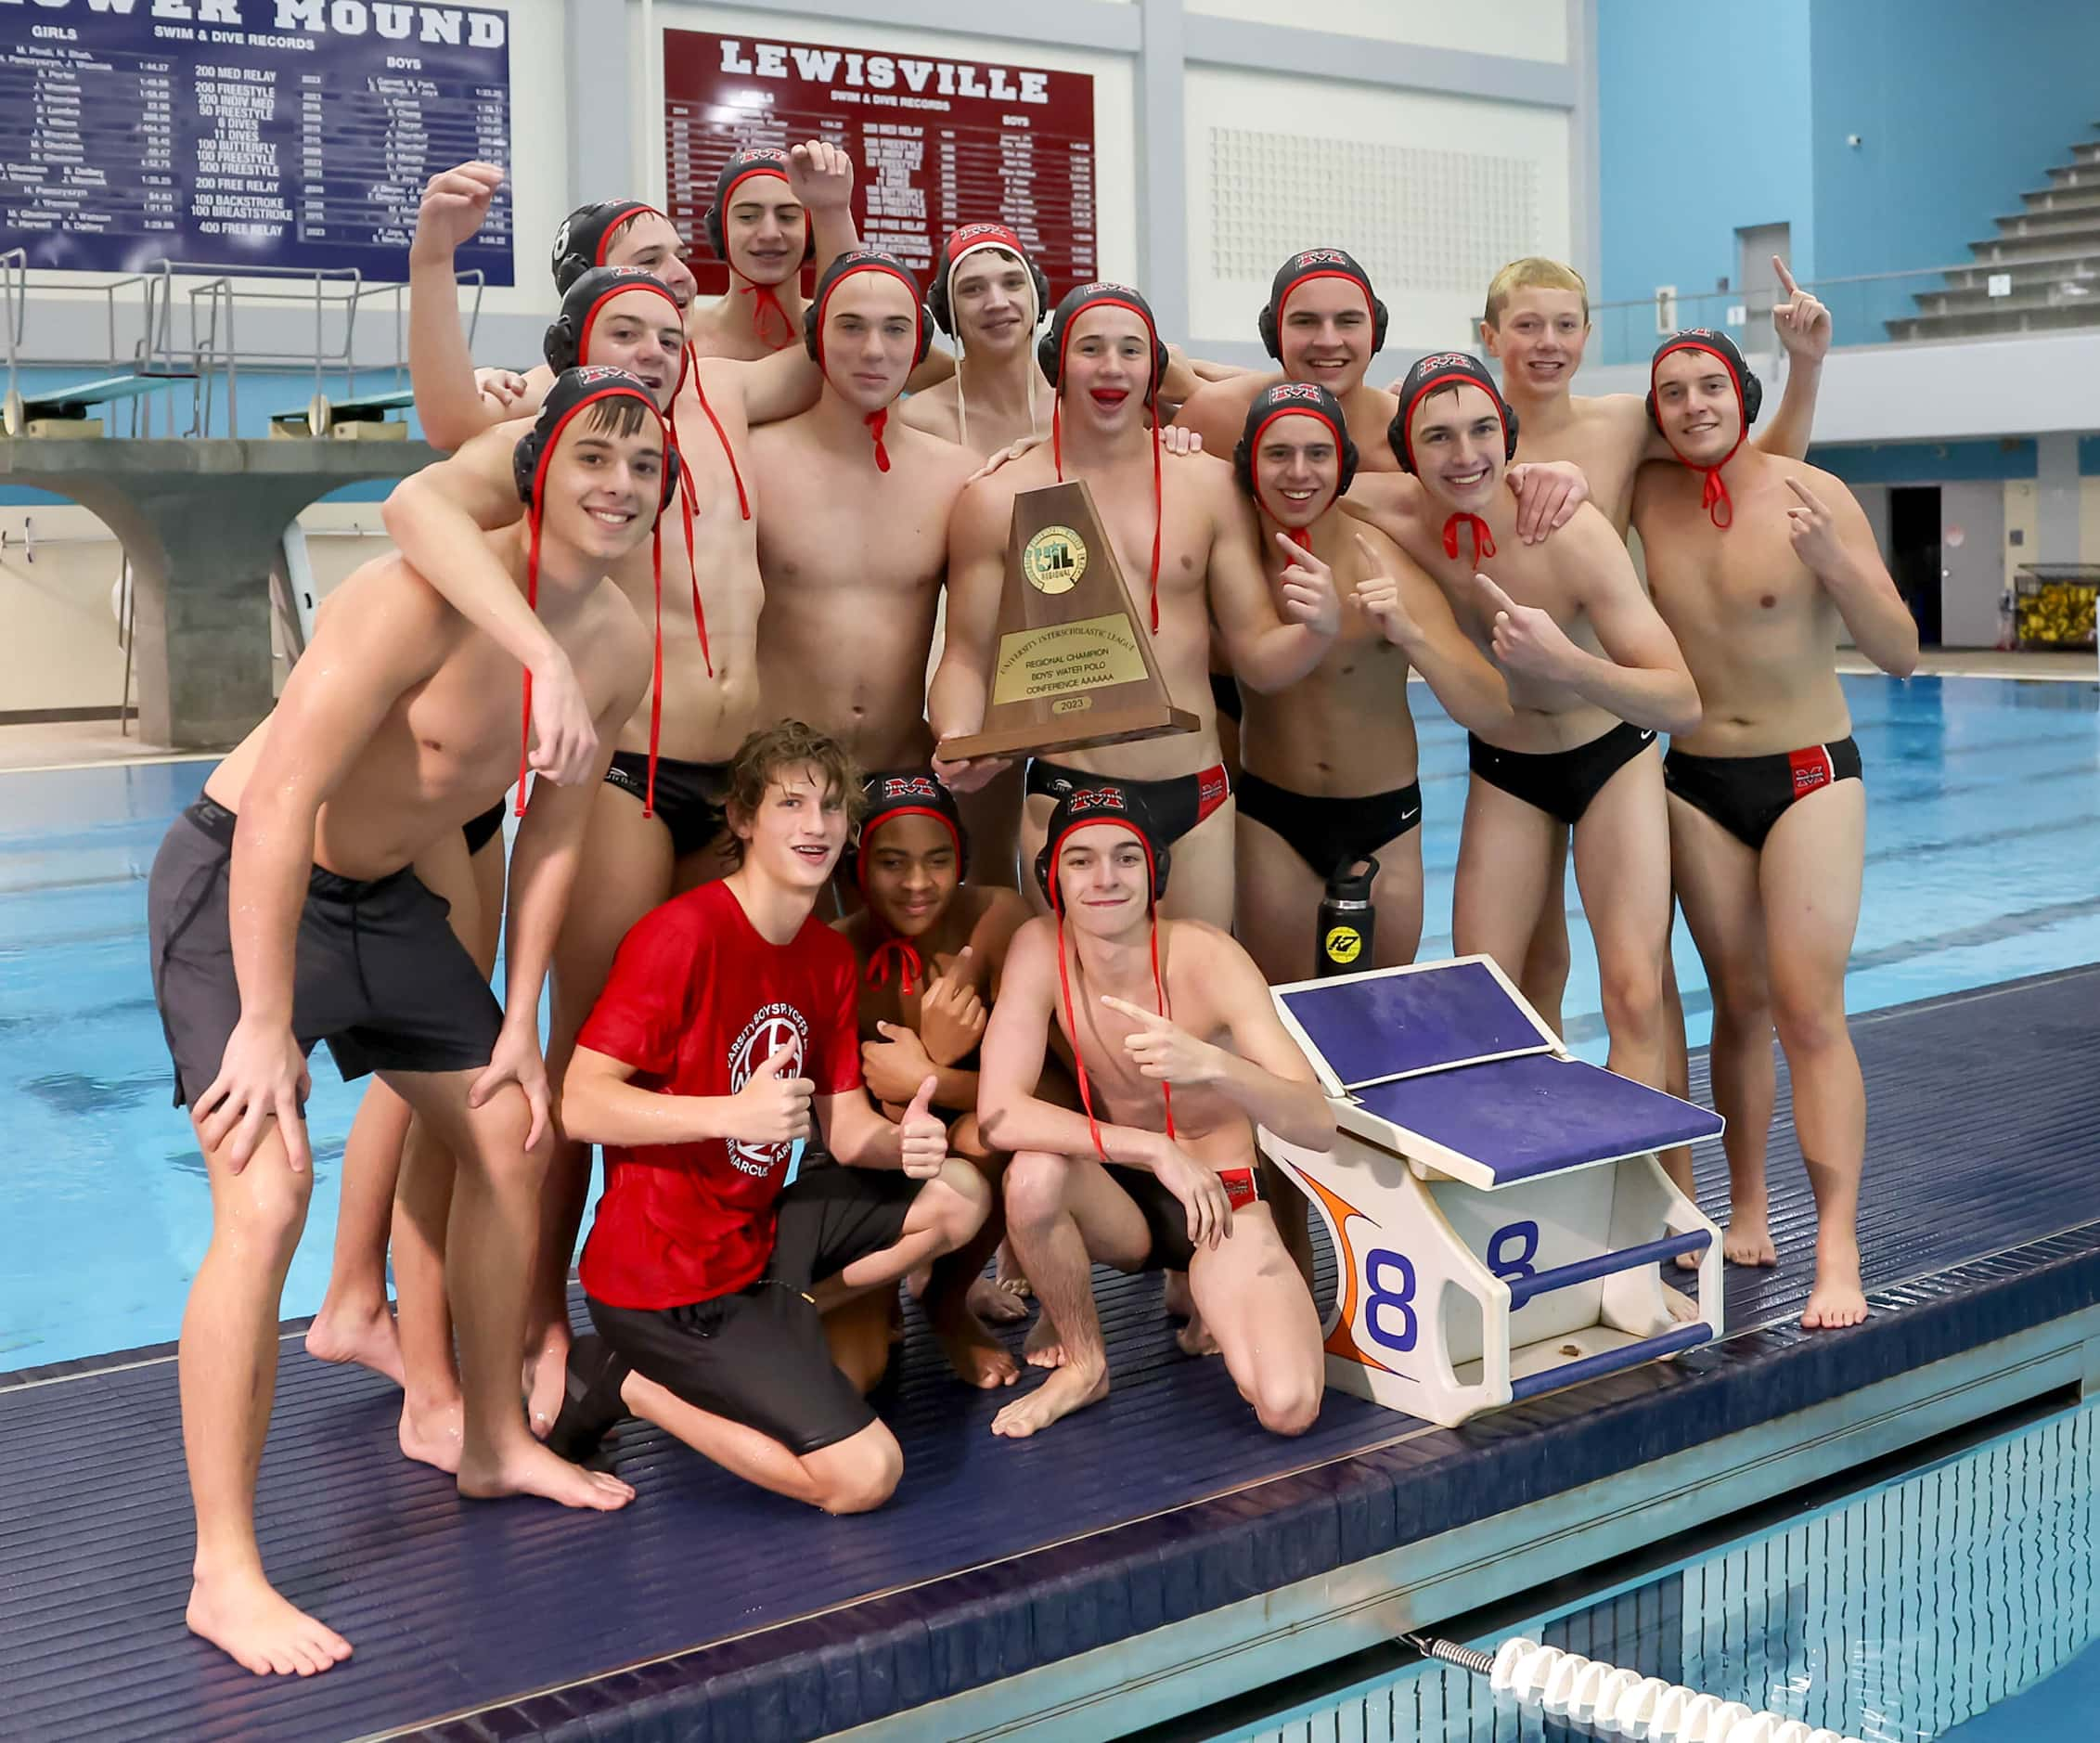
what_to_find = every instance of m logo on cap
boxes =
[1295,249,1347,268]
[883,776,940,801]
[1417,353,1475,372]
[1071,787,1127,810]
[1270,383,1326,405]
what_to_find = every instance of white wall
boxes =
[1181,66,1571,349]
[1187,0,1568,63]
[637,5,1140,288]
[0,501,390,717]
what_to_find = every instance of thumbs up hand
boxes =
[898,1075,948,1179]
[730,1042,814,1146]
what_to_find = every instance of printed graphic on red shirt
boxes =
[727,1002,810,1179]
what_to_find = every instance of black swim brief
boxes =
[461,799,507,857]
[1664,736,1862,852]
[1236,769,1422,879]
[1026,756,1231,846]
[1467,720,1657,829]
[604,750,731,860]
[147,796,502,1108]
[1209,670,1243,725]
[585,1163,919,1455]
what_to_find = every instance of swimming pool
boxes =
[1205,1401,2100,1742]
[1,673,2095,1372]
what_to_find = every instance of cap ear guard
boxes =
[512,405,682,512]
[1638,331,1755,433]
[930,247,1051,338]
[1256,291,1391,361]
[1386,365,1520,475]
[803,260,935,369]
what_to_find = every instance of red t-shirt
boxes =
[576,879,862,1310]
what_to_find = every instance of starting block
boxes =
[1260,956,1724,1428]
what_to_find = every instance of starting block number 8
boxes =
[1362,1222,1542,1356]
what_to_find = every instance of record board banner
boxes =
[663,28,1095,300]
[3,0,514,282]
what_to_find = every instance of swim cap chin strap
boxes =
[1442,513,1497,562]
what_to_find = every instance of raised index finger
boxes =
[1474,572,1519,616]
[1784,474,1824,511]
[1101,994,1168,1027]
[1771,255,1799,298]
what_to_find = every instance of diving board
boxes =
[1264,956,1726,1427]
[3,364,197,436]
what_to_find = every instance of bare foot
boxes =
[1662,1283,1702,1323]
[936,1318,1022,1389]
[1162,1269,1195,1321]
[187,1568,353,1678]
[991,1362,1108,1438]
[457,1438,636,1510]
[1722,1212,1780,1269]
[1024,1312,1066,1369]
[967,1274,1030,1326]
[1801,1238,1868,1330]
[398,1396,464,1475]
[993,1241,1032,1299]
[524,1330,571,1442]
[1176,1311,1220,1357]
[303,1300,405,1388]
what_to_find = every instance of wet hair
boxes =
[721,719,867,868]
[1484,257,1591,329]
[580,393,653,440]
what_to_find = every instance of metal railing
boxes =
[3,259,487,437]
[1588,257,2100,366]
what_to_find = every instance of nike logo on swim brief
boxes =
[1400,806,1421,824]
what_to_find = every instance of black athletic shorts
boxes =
[461,799,507,857]
[1664,736,1862,852]
[585,1163,920,1455]
[1467,721,1658,828]
[1236,769,1423,879]
[147,797,503,1108]
[604,750,731,859]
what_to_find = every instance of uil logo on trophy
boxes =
[936,478,1196,761]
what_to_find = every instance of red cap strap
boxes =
[514,508,543,818]
[684,342,752,521]
[736,277,794,351]
[1441,512,1497,562]
[866,407,892,472]
[865,936,924,995]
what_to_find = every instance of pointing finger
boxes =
[1771,255,1800,299]
[1474,572,1520,618]
[1101,994,1169,1028]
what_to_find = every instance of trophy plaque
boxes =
[936,478,1198,761]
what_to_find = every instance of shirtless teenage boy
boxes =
[1635,329,1916,1329]
[1228,381,1513,982]
[932,281,1343,930]
[836,769,1034,1384]
[1350,353,1700,1091]
[751,250,983,772]
[387,149,867,1425]
[1473,254,1832,1031]
[550,724,990,1513]
[145,370,663,1677]
[977,785,1337,1437]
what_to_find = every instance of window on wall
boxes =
[1208,128,1541,291]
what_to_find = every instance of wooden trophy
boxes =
[936,478,1198,761]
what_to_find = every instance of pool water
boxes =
[1215,1402,2100,1741]
[0,674,2095,1371]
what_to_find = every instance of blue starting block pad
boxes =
[1265,956,1725,1426]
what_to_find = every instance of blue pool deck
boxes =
[0,673,2096,1740]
